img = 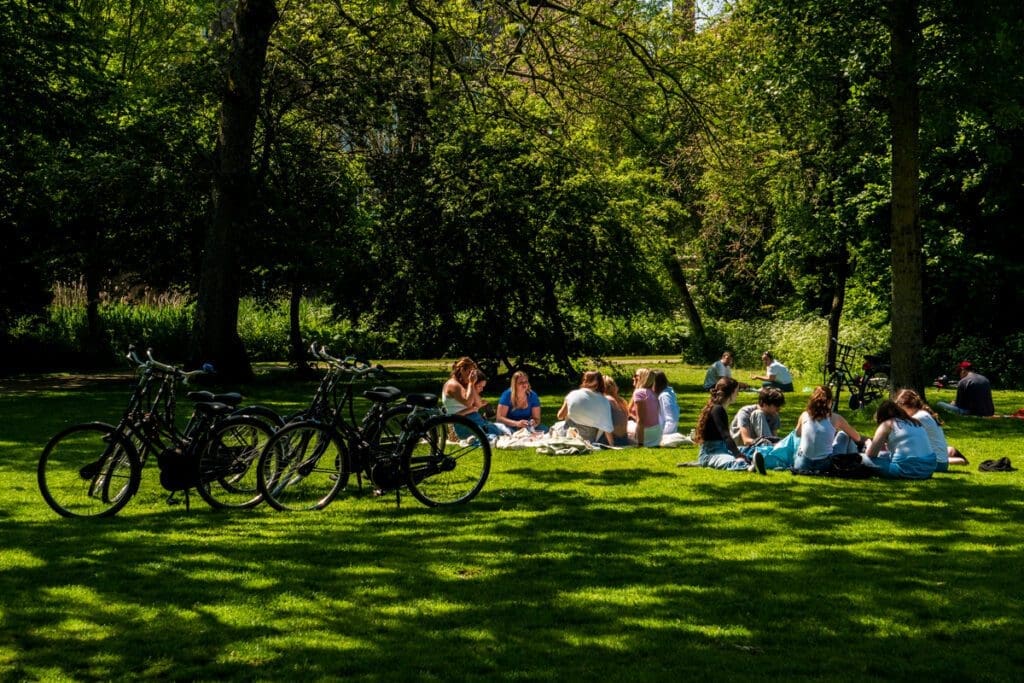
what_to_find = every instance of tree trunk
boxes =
[190,0,278,381]
[287,281,309,371]
[825,248,851,380]
[662,249,708,359]
[539,274,577,380]
[888,0,925,397]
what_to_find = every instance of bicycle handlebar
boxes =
[125,346,212,384]
[313,344,388,378]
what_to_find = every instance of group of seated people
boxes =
[440,357,684,447]
[702,350,795,393]
[695,378,968,479]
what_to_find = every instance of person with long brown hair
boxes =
[556,371,613,443]
[496,371,544,433]
[894,389,968,470]
[862,399,937,479]
[695,378,764,473]
[795,386,861,468]
[442,357,501,439]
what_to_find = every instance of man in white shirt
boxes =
[752,351,794,392]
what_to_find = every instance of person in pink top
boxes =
[628,368,663,447]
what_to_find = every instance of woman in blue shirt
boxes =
[496,371,544,433]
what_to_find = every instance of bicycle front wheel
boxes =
[38,423,141,518]
[196,416,276,509]
[257,421,348,511]
[404,414,491,507]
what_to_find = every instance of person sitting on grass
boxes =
[861,399,937,479]
[442,357,502,439]
[653,370,680,436]
[751,351,795,392]
[771,386,863,472]
[495,371,544,434]
[556,371,614,444]
[600,375,633,447]
[628,368,663,448]
[703,351,738,391]
[894,389,968,471]
[694,377,765,474]
[936,361,995,417]
[730,387,785,446]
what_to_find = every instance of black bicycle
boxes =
[37,348,281,517]
[824,339,891,411]
[256,347,491,511]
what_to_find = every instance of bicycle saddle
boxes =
[192,401,235,417]
[364,386,403,403]
[187,391,242,406]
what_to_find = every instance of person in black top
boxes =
[937,361,995,417]
[694,377,766,474]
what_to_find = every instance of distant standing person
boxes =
[703,351,736,391]
[936,361,995,417]
[752,351,794,392]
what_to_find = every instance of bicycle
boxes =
[256,346,491,511]
[823,339,891,411]
[37,348,281,517]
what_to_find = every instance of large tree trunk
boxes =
[825,248,851,380]
[888,0,925,396]
[190,0,278,381]
[662,249,708,359]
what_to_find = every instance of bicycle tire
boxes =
[257,421,348,511]
[230,404,285,429]
[403,414,491,507]
[860,371,890,406]
[195,415,276,509]
[38,422,141,518]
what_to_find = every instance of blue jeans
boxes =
[936,401,968,416]
[865,453,936,479]
[699,441,750,471]
[454,412,503,439]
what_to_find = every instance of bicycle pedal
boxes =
[165,493,183,506]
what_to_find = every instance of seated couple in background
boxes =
[702,349,793,393]
[443,358,546,439]
[556,368,683,447]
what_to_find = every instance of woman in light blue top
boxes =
[863,400,937,479]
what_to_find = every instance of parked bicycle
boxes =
[824,339,891,411]
[37,348,281,517]
[256,347,492,511]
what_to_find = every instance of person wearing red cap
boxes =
[936,361,995,417]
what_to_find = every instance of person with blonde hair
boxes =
[600,374,632,446]
[496,371,544,433]
[628,368,663,447]
[556,371,613,443]
[695,377,763,473]
[862,399,936,479]
[894,389,968,470]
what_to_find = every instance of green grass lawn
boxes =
[2,360,1024,681]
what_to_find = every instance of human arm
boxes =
[496,404,527,429]
[557,399,568,421]
[831,414,862,443]
[864,420,893,458]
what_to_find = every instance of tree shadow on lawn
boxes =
[3,476,1024,680]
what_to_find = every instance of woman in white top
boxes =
[442,357,501,438]
[863,400,936,479]
[792,386,862,472]
[557,371,614,443]
[894,389,969,471]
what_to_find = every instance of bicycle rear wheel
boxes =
[257,421,348,511]
[38,423,141,518]
[404,414,491,507]
[196,415,276,509]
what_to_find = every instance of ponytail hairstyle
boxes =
[805,386,833,420]
[694,377,739,444]
[894,388,942,425]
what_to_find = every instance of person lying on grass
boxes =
[694,377,765,474]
